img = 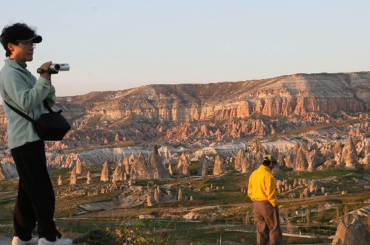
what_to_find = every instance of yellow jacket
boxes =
[247,165,277,207]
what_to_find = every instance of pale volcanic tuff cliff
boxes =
[66,72,370,121]
[0,71,369,147]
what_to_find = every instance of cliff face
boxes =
[0,72,369,147]
[68,72,370,123]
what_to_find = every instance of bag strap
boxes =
[4,99,62,119]
[43,100,54,113]
[4,100,36,123]
[43,100,62,114]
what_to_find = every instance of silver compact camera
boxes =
[37,63,70,74]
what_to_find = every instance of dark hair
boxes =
[262,158,277,166]
[262,154,277,166]
[0,23,37,57]
[262,159,271,166]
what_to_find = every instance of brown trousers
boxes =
[254,201,283,245]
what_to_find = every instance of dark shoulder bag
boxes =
[4,100,71,141]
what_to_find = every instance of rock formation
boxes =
[294,148,308,171]
[277,152,285,169]
[177,153,190,177]
[333,141,343,157]
[0,164,5,180]
[234,149,245,171]
[241,156,251,174]
[86,171,92,184]
[0,71,365,152]
[75,160,83,175]
[285,152,295,169]
[57,175,62,186]
[70,167,77,185]
[168,163,173,176]
[364,138,370,157]
[129,153,135,164]
[130,152,149,179]
[197,155,208,177]
[147,194,153,207]
[332,219,370,245]
[100,161,110,182]
[148,145,170,179]
[178,188,183,201]
[154,187,160,203]
[213,154,226,176]
[123,157,130,174]
[1,71,370,179]
[112,163,124,183]
[341,137,358,169]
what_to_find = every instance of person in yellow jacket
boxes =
[248,155,282,245]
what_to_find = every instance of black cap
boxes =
[17,34,42,43]
[264,154,277,163]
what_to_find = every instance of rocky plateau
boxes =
[0,71,369,177]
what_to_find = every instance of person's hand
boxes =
[39,61,52,82]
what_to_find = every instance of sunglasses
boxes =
[15,40,36,48]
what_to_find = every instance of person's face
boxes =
[7,41,35,65]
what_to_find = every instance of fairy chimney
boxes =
[103,137,109,144]
[100,161,110,182]
[293,142,300,155]
[277,152,285,168]
[57,175,62,186]
[333,141,343,157]
[75,160,82,175]
[341,137,358,169]
[112,163,124,183]
[177,152,190,177]
[364,138,370,157]
[168,163,173,176]
[0,164,5,181]
[285,152,295,168]
[241,157,250,174]
[130,152,149,179]
[294,148,308,171]
[123,157,130,174]
[70,167,77,185]
[213,154,226,176]
[129,153,135,164]
[114,133,120,143]
[178,188,183,201]
[147,194,153,207]
[86,171,92,184]
[234,149,245,171]
[148,145,170,179]
[154,187,160,202]
[197,155,208,177]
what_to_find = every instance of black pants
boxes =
[11,140,60,241]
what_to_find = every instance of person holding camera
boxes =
[248,154,282,245]
[0,23,71,245]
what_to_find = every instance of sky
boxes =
[0,0,369,96]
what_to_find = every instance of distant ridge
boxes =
[64,71,370,102]
[0,71,369,146]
